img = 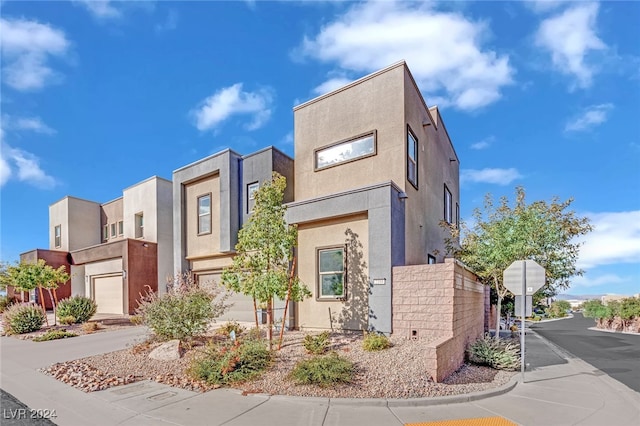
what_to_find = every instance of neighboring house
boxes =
[172,147,294,322]
[20,176,173,315]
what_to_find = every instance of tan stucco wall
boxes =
[294,65,406,201]
[296,213,369,331]
[101,197,124,242]
[190,254,234,273]
[185,174,221,257]
[49,197,101,251]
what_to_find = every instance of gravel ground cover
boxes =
[39,330,515,398]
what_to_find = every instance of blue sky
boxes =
[1,0,638,297]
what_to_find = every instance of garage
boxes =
[197,272,256,323]
[93,274,124,314]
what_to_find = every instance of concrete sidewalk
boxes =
[1,327,639,426]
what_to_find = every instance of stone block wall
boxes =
[392,258,486,382]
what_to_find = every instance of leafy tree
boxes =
[0,259,69,325]
[442,186,592,336]
[547,300,571,318]
[222,172,310,349]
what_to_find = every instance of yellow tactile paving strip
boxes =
[406,417,517,426]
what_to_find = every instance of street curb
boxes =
[241,375,519,408]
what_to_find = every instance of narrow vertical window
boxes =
[54,225,61,248]
[318,247,345,299]
[110,223,116,238]
[118,220,124,236]
[444,185,452,224]
[407,126,418,188]
[135,213,144,238]
[455,203,460,228]
[103,225,109,241]
[198,194,211,234]
[247,182,259,214]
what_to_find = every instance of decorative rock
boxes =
[149,340,182,361]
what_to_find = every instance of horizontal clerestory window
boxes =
[315,132,376,170]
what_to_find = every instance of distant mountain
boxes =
[556,294,604,301]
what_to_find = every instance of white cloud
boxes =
[470,136,494,150]
[526,0,571,13]
[0,143,56,188]
[565,103,613,132]
[191,83,274,132]
[0,18,70,91]
[461,168,522,185]
[312,77,353,96]
[534,2,606,89]
[2,115,56,134]
[570,273,626,290]
[577,211,640,269]
[74,0,122,19]
[156,9,178,33]
[280,131,294,146]
[297,0,513,110]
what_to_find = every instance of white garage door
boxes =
[93,275,124,314]
[197,272,256,323]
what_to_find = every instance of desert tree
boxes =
[221,172,310,349]
[442,186,592,336]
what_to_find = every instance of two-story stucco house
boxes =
[21,176,173,314]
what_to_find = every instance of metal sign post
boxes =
[503,259,546,384]
[520,260,526,382]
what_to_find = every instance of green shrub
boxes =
[56,296,97,324]
[290,352,354,387]
[547,300,571,318]
[362,332,391,351]
[467,334,520,371]
[136,274,229,341]
[302,331,330,355]
[2,303,46,334]
[33,329,78,342]
[0,295,12,313]
[217,321,245,337]
[188,339,272,385]
[59,315,76,325]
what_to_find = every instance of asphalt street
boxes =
[1,389,56,426]
[530,313,640,392]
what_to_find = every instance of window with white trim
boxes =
[103,225,109,241]
[118,220,124,236]
[198,194,211,234]
[318,247,345,299]
[54,225,61,248]
[110,223,116,238]
[407,126,418,188]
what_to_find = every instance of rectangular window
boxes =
[455,203,460,228]
[103,225,109,241]
[315,132,376,170]
[110,223,116,238]
[118,220,124,236]
[54,225,61,248]
[444,185,453,224]
[407,126,418,188]
[318,247,345,299]
[247,182,259,214]
[198,194,211,234]
[135,213,144,238]
[428,254,436,264]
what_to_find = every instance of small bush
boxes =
[81,322,100,333]
[59,315,76,325]
[362,332,391,351]
[2,303,46,334]
[56,296,97,324]
[290,352,354,387]
[0,295,12,313]
[303,331,330,355]
[467,334,520,371]
[188,339,272,385]
[33,329,78,342]
[136,274,229,341]
[217,321,245,337]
